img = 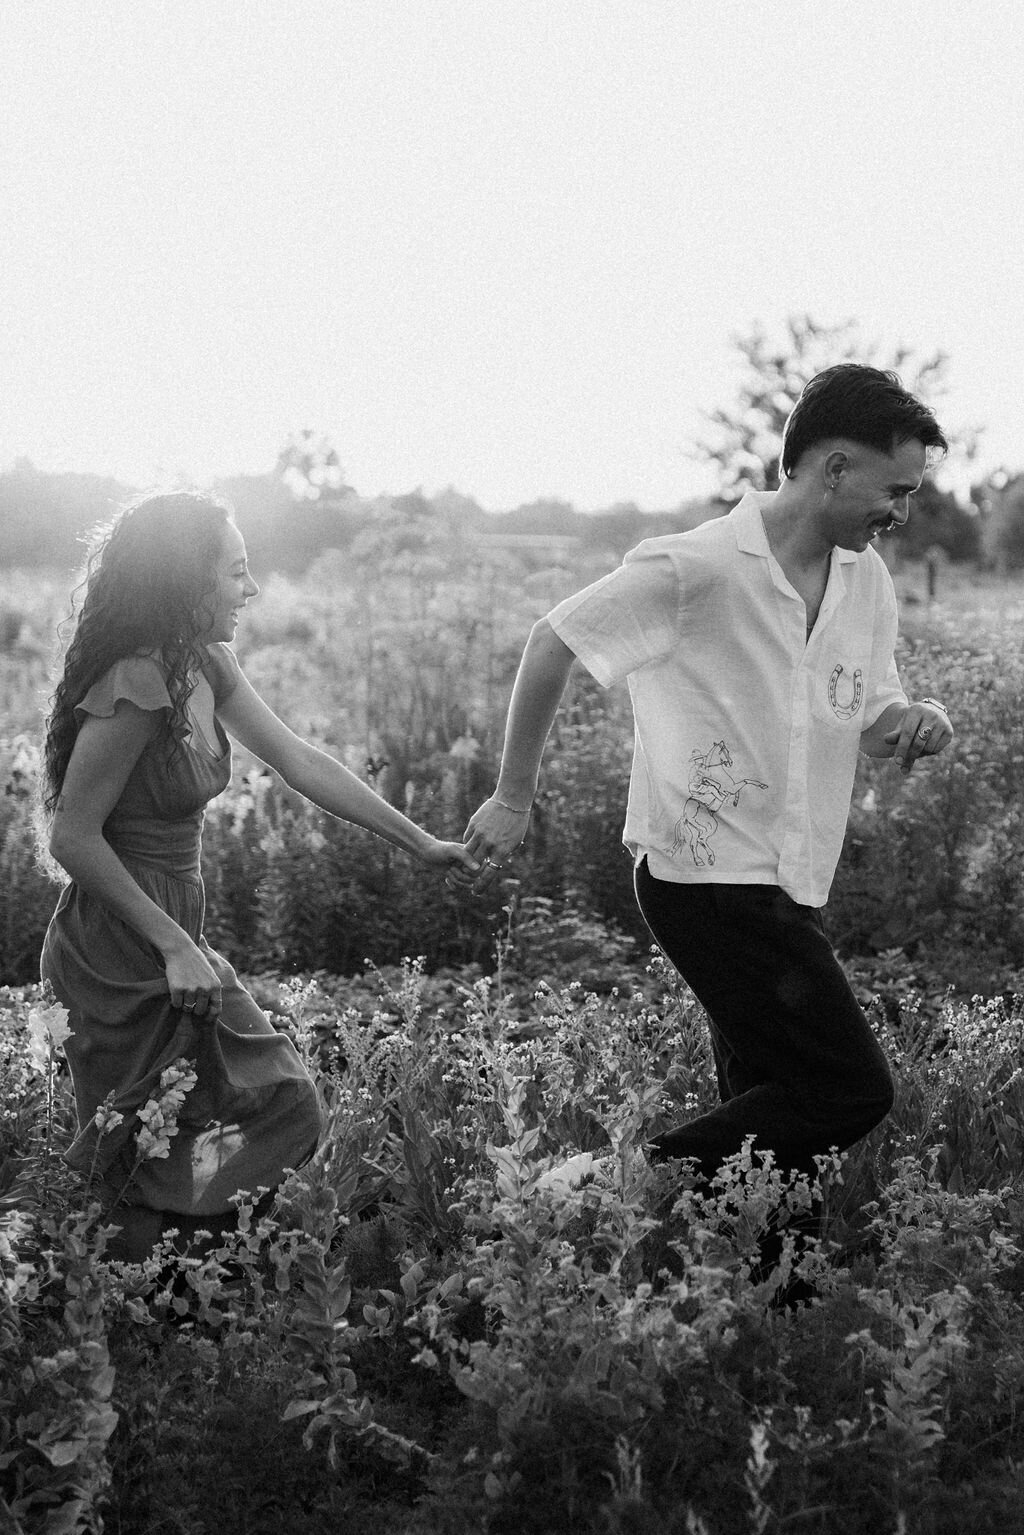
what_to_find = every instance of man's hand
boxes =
[460,796,533,893]
[449,618,576,895]
[423,837,481,890]
[883,699,954,775]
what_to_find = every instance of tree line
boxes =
[3,315,1013,577]
[0,455,984,581]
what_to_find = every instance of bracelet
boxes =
[920,697,949,715]
[493,797,532,815]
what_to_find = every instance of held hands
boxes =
[164,942,224,1021]
[885,699,954,776]
[422,836,481,888]
[458,795,533,895]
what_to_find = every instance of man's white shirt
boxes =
[547,491,906,908]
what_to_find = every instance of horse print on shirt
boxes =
[668,739,768,869]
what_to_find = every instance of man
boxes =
[464,364,953,1187]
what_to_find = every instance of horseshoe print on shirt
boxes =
[828,664,864,720]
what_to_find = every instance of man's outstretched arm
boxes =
[463,618,577,879]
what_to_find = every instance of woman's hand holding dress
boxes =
[162,940,224,1018]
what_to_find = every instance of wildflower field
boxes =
[4,952,1024,1535]
[4,555,1024,1533]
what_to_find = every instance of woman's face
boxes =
[203,521,260,642]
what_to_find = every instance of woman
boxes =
[40,490,477,1258]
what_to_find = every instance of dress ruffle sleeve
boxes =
[202,643,242,707]
[74,655,172,720]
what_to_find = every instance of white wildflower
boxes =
[93,1094,125,1138]
[134,1059,198,1161]
[0,1211,36,1306]
[26,1000,73,1073]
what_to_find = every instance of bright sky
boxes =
[2,1,1023,511]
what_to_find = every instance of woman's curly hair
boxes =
[41,490,235,821]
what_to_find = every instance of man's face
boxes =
[826,438,928,553]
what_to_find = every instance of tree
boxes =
[694,314,961,498]
[0,461,133,568]
[220,431,360,575]
[985,472,1024,572]
[892,477,981,564]
[275,429,351,503]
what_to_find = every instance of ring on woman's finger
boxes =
[182,1002,195,1011]
[919,725,932,740]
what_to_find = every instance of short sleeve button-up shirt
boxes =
[546,491,906,908]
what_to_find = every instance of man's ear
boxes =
[822,449,850,490]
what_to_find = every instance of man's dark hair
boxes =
[780,363,948,478]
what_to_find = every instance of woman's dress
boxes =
[41,643,324,1219]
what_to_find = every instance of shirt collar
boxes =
[731,491,777,555]
[730,489,860,565]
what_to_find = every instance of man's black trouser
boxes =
[634,861,894,1184]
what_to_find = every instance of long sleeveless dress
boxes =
[41,643,324,1225]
